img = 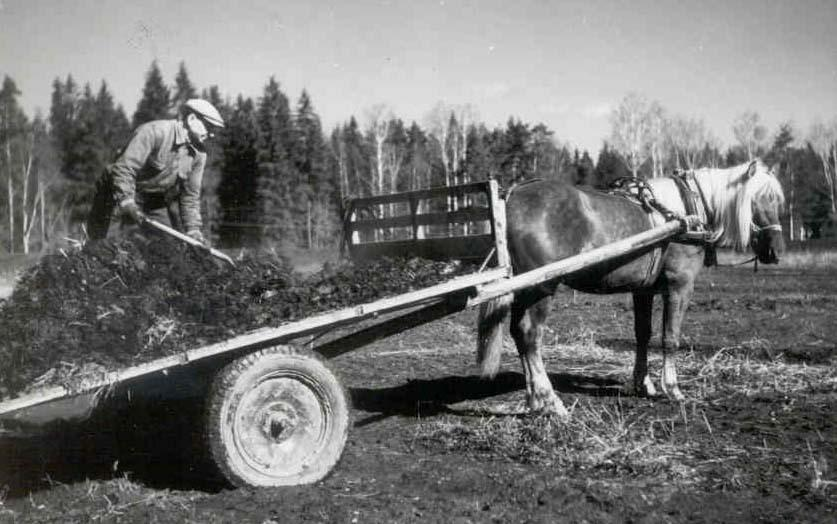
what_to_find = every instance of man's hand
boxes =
[186,229,206,244]
[119,199,146,225]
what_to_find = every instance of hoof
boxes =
[625,375,659,397]
[662,384,685,401]
[528,391,569,418]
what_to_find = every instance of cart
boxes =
[0,180,685,488]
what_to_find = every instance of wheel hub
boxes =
[232,375,326,474]
[261,405,299,444]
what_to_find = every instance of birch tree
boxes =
[770,123,798,239]
[365,104,392,197]
[647,102,666,177]
[669,115,712,170]
[0,76,27,253]
[383,119,407,193]
[425,102,453,190]
[452,104,477,184]
[609,92,654,178]
[807,120,837,216]
[732,111,767,161]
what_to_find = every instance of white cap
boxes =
[184,99,225,128]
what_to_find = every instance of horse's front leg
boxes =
[510,297,568,417]
[660,284,694,401]
[627,292,658,397]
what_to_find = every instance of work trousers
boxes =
[86,175,183,240]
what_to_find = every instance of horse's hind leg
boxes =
[660,286,693,401]
[510,295,568,417]
[628,292,658,397]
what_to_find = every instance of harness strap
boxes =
[671,170,715,235]
[608,174,719,266]
[608,177,685,225]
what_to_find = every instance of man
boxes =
[86,98,224,243]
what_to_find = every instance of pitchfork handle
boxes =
[142,218,236,267]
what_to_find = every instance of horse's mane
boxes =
[694,159,785,250]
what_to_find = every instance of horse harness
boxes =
[608,171,719,266]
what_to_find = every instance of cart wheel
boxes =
[206,346,350,487]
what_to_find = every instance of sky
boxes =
[1,0,836,155]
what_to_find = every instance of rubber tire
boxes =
[205,346,350,487]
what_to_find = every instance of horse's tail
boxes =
[476,293,514,378]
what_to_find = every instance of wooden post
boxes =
[410,192,418,241]
[488,180,511,273]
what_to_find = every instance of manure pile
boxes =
[0,232,469,400]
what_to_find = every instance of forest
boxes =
[1,60,836,255]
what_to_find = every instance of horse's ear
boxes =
[745,158,768,178]
[768,163,780,177]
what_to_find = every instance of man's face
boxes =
[185,113,210,146]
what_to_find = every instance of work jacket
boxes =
[107,119,206,233]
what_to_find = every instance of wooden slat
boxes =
[348,235,495,262]
[350,181,491,207]
[0,267,508,419]
[348,207,492,232]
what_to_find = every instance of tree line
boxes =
[605,92,837,240]
[1,63,836,255]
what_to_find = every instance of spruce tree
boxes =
[201,85,225,113]
[292,90,328,190]
[497,118,532,187]
[340,117,370,198]
[463,124,492,183]
[593,143,630,188]
[199,85,229,244]
[132,60,171,127]
[49,75,80,178]
[574,150,595,186]
[253,77,295,245]
[292,90,332,247]
[256,77,292,163]
[218,96,259,246]
[95,81,130,163]
[60,84,106,222]
[170,61,198,116]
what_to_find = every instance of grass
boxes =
[777,248,837,268]
[6,474,208,523]
[412,326,836,499]
[715,244,837,269]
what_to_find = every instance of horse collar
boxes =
[672,171,709,228]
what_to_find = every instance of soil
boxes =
[1,261,835,523]
[0,231,468,399]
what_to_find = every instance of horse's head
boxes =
[747,162,785,264]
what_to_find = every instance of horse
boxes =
[476,159,785,416]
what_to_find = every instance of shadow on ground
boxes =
[1,369,628,496]
[0,394,226,497]
[350,371,624,425]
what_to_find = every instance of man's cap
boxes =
[184,99,225,128]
